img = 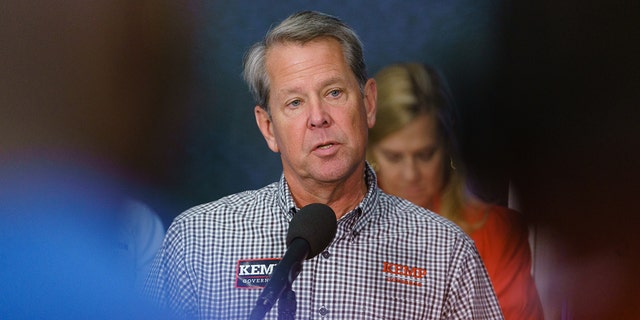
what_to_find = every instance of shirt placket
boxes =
[308,208,361,319]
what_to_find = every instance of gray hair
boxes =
[242,11,367,112]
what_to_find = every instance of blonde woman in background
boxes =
[368,62,544,320]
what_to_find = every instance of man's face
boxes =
[255,37,376,186]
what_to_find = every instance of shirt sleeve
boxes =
[443,235,505,319]
[122,199,166,290]
[143,219,199,320]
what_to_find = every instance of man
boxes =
[145,11,503,319]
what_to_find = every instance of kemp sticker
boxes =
[382,261,427,287]
[235,258,280,289]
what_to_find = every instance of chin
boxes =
[315,159,356,179]
[310,167,348,183]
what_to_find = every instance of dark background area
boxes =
[2,0,638,319]
[496,1,640,319]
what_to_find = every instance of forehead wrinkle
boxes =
[267,40,350,97]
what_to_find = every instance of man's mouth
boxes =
[317,143,334,150]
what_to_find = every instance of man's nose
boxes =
[308,100,331,128]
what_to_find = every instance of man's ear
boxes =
[363,78,377,128]
[254,106,279,153]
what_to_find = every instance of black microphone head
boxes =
[286,203,337,259]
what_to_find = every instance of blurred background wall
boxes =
[1,0,194,220]
[2,0,638,319]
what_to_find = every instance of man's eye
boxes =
[328,89,342,98]
[288,99,302,107]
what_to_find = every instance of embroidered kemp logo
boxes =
[382,261,427,287]
[235,258,280,289]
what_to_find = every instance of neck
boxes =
[287,169,367,219]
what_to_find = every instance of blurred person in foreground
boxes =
[144,11,503,319]
[0,155,168,319]
[0,0,186,317]
[367,62,543,319]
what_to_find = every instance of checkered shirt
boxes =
[144,165,503,319]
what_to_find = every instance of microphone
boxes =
[249,203,337,320]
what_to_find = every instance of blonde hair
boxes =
[368,63,481,233]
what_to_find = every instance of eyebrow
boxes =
[276,75,347,96]
[319,75,346,89]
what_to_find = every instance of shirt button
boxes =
[321,251,331,259]
[352,230,360,237]
[318,306,329,316]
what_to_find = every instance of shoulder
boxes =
[121,199,164,232]
[376,191,473,245]
[469,203,532,261]
[170,182,279,230]
[380,192,460,225]
[481,204,529,236]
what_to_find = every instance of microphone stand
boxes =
[248,240,307,320]
[248,203,336,320]
[277,284,296,320]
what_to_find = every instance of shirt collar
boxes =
[346,161,379,233]
[276,174,296,220]
[275,162,381,226]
